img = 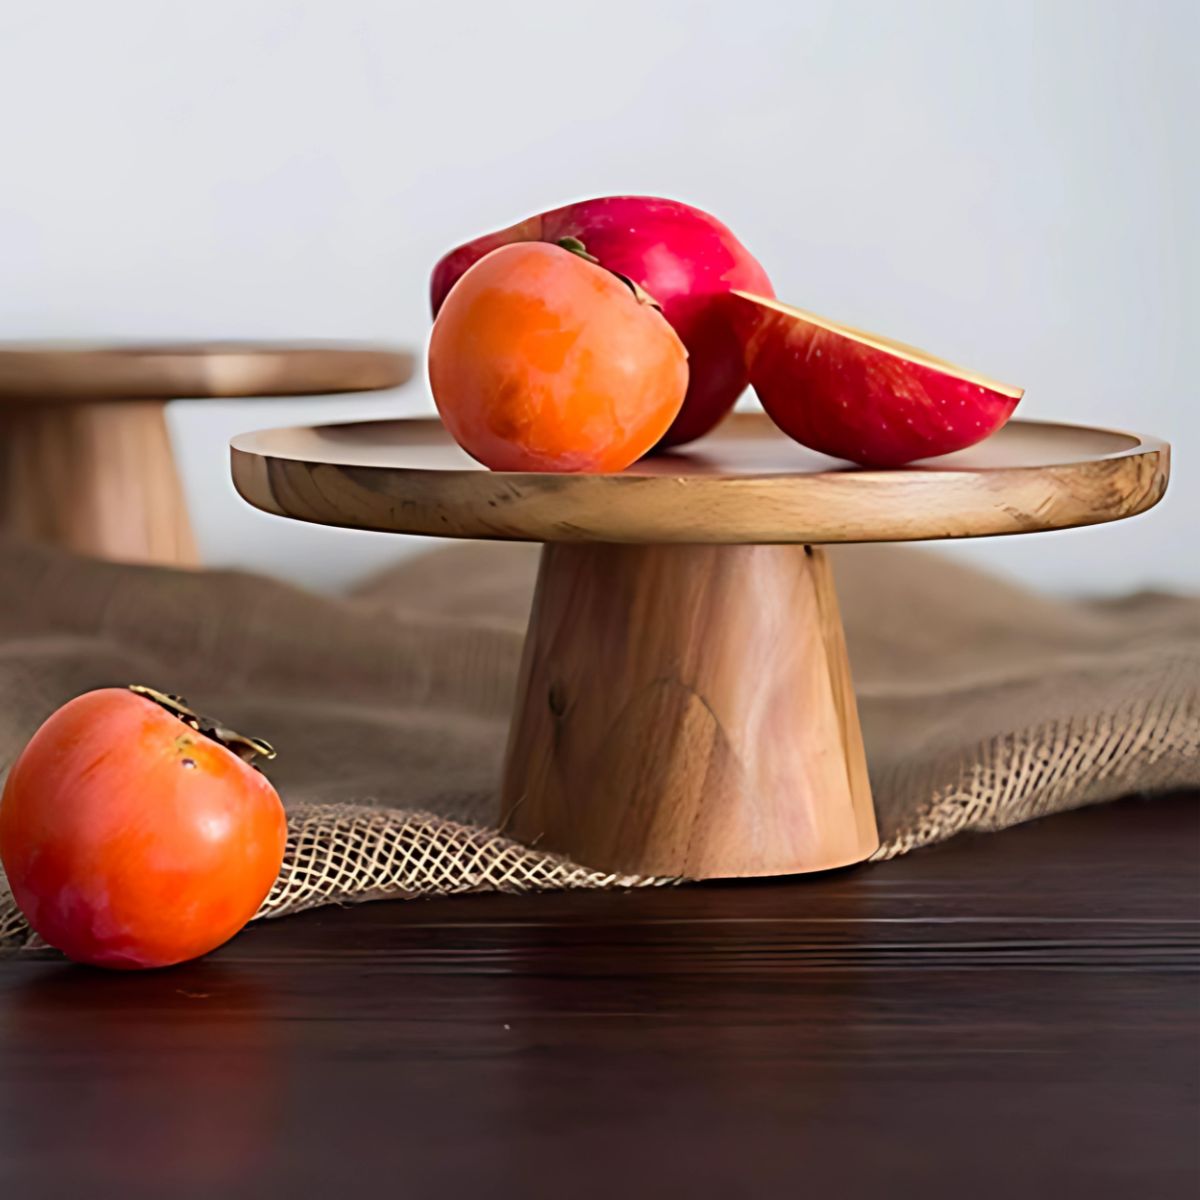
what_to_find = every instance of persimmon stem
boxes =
[127,685,276,765]
[556,236,599,265]
[555,237,664,312]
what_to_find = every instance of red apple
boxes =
[731,292,1024,467]
[431,196,773,447]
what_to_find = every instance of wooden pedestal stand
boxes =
[231,413,1168,879]
[0,343,413,566]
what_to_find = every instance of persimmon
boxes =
[428,241,688,472]
[0,686,287,969]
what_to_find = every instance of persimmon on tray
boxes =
[231,413,1168,880]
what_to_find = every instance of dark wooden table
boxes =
[1,793,1196,1199]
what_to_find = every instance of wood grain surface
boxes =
[1,792,1195,1200]
[0,401,197,565]
[500,543,877,876]
[230,414,1169,544]
[0,342,414,403]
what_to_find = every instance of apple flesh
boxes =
[431,196,774,447]
[731,292,1024,467]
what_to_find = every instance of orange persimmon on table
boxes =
[0,687,286,969]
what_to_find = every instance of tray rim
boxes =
[229,414,1170,546]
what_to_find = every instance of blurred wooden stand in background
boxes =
[0,343,413,566]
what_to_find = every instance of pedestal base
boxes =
[0,401,197,566]
[499,543,878,879]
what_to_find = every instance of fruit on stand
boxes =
[431,195,772,447]
[431,194,1026,471]
[0,686,287,969]
[731,292,1024,466]
[429,241,688,472]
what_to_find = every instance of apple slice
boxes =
[731,292,1024,467]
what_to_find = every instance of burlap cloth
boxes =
[1,535,1197,950]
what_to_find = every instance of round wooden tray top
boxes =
[0,342,414,403]
[231,413,1169,545]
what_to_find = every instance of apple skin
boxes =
[731,292,1023,467]
[431,196,774,447]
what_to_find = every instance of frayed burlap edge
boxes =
[869,663,1199,859]
[263,803,670,919]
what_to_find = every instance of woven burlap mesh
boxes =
[1,537,1197,952]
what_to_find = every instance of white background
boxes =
[0,0,1194,593]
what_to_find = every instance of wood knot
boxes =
[547,682,568,718]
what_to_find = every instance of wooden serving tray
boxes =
[231,413,1169,880]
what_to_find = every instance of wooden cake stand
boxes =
[0,342,413,567]
[231,414,1169,879]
